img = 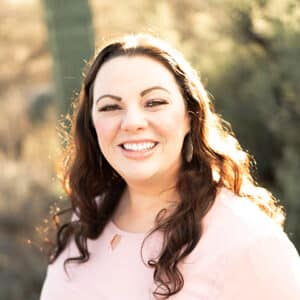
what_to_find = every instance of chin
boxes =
[118,169,159,183]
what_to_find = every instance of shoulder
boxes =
[202,187,284,242]
[181,188,300,299]
[187,187,295,264]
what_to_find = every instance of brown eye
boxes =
[98,105,121,112]
[146,99,168,107]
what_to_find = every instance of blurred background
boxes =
[0,0,299,299]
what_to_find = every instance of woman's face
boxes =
[91,55,190,185]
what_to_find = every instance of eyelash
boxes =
[98,99,168,112]
[146,99,168,107]
[98,104,120,112]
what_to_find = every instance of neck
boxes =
[113,176,179,232]
[126,183,177,213]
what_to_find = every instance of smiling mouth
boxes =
[119,142,158,152]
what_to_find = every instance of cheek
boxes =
[93,118,117,147]
[154,109,189,139]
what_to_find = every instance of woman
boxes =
[40,34,300,299]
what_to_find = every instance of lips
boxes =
[121,142,157,151]
[118,140,158,151]
[118,140,159,159]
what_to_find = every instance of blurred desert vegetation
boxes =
[0,0,299,299]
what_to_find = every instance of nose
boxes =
[120,108,148,132]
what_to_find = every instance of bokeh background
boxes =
[1,0,299,299]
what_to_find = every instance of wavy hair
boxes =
[48,34,285,299]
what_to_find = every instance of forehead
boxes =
[93,55,181,98]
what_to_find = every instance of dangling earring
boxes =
[185,133,193,163]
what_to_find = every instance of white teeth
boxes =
[123,142,156,151]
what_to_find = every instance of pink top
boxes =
[40,188,300,299]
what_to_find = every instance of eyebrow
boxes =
[95,86,170,104]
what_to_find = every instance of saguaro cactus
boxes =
[42,0,94,115]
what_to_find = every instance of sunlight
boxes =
[5,0,35,4]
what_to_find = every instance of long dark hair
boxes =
[48,34,285,299]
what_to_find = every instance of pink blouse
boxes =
[40,188,300,299]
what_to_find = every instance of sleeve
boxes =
[219,231,300,300]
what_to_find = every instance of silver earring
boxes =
[185,134,193,163]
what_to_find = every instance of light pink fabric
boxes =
[40,188,300,299]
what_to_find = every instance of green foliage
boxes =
[42,0,94,115]
[201,0,300,244]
